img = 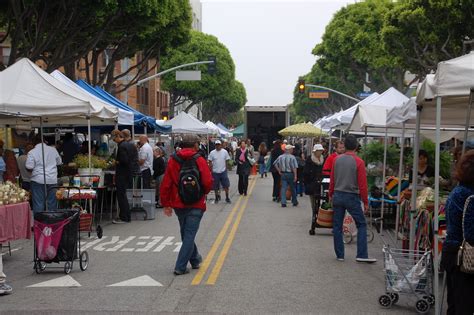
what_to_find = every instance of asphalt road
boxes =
[1,172,428,314]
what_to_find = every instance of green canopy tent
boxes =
[231,123,245,137]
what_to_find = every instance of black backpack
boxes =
[172,153,203,204]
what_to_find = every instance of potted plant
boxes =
[72,154,107,186]
[317,201,334,227]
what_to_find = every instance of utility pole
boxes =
[305,84,360,102]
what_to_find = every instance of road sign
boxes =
[176,70,201,81]
[357,92,373,99]
[309,90,329,99]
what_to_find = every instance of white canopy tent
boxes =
[206,121,232,137]
[0,58,119,126]
[411,51,474,315]
[164,112,215,135]
[349,87,409,132]
[50,70,134,126]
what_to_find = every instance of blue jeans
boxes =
[332,191,368,259]
[174,208,203,272]
[280,172,297,205]
[31,181,57,213]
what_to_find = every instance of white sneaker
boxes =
[356,257,377,263]
[0,283,13,295]
[112,219,127,224]
[337,258,345,262]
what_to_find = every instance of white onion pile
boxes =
[0,181,29,206]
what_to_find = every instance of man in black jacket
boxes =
[112,130,139,224]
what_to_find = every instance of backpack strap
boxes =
[172,153,184,165]
[191,153,202,161]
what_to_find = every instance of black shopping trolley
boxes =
[33,210,89,274]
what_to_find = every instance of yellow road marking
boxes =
[191,193,244,285]
[206,179,257,285]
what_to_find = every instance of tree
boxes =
[382,0,474,77]
[160,30,237,117]
[83,0,192,92]
[0,0,192,92]
[312,0,405,93]
[202,80,247,123]
[0,0,118,71]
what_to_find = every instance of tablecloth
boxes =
[0,202,31,243]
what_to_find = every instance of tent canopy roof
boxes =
[51,70,133,126]
[165,112,214,134]
[348,87,409,131]
[0,58,118,125]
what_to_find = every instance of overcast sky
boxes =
[202,0,355,107]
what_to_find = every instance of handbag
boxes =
[457,195,474,274]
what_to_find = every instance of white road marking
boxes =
[28,275,81,288]
[81,237,107,251]
[107,275,163,287]
[0,247,22,256]
[93,236,119,251]
[135,236,163,252]
[174,242,182,252]
[105,236,136,252]
[153,236,175,252]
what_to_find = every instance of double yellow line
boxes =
[192,178,257,285]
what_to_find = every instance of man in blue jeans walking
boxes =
[160,135,213,275]
[273,144,298,207]
[329,135,376,263]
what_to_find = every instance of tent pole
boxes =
[395,123,406,246]
[462,88,474,154]
[380,127,388,234]
[144,126,148,136]
[132,125,135,142]
[40,117,48,211]
[328,128,332,154]
[410,105,422,252]
[364,126,368,166]
[88,117,92,172]
[434,97,442,315]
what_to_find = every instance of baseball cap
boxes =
[215,140,222,145]
[283,140,288,144]
[285,144,294,150]
[313,144,324,151]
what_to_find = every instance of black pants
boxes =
[238,173,249,195]
[116,173,132,222]
[271,171,281,198]
[141,169,151,189]
[441,246,474,315]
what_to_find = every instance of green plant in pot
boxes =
[72,154,108,169]
[320,201,332,210]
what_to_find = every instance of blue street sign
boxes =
[357,92,373,99]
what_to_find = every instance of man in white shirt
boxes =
[26,134,62,213]
[138,135,154,188]
[208,140,231,203]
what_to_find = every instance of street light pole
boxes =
[305,84,360,102]
[135,60,215,86]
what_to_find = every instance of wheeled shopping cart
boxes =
[375,219,434,314]
[33,210,89,274]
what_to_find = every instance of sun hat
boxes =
[312,144,324,151]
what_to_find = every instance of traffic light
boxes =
[298,79,305,94]
[208,56,216,74]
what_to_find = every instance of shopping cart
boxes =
[342,209,375,244]
[375,218,434,314]
[33,210,89,274]
[126,174,156,220]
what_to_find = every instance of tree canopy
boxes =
[0,0,192,92]
[202,80,247,123]
[382,0,474,77]
[160,30,244,119]
[292,0,473,122]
